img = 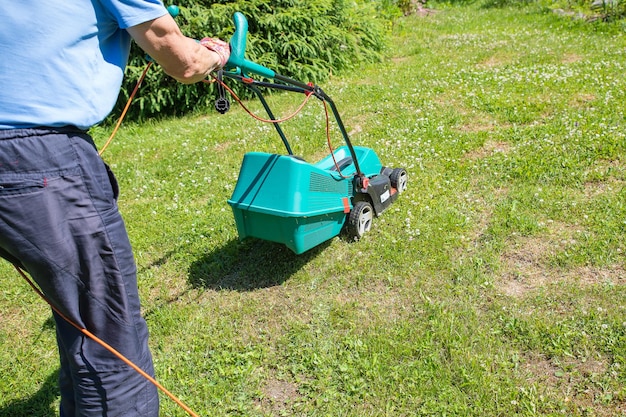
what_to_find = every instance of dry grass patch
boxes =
[521,353,626,417]
[256,374,302,415]
[331,280,421,327]
[457,121,503,133]
[477,54,512,68]
[497,222,625,297]
[569,92,597,108]
[583,158,625,197]
[561,53,584,64]
[391,56,410,64]
[213,140,233,152]
[584,178,625,198]
[464,139,513,160]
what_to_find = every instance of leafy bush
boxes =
[112,0,394,121]
[588,0,626,21]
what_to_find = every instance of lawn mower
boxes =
[220,12,408,254]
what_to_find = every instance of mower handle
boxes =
[166,4,180,18]
[219,12,364,177]
[225,12,276,79]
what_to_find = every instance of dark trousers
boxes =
[0,128,159,416]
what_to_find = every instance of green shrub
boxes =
[588,0,626,21]
[112,0,393,121]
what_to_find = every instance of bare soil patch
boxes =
[522,353,625,416]
[257,377,302,414]
[497,222,625,297]
[464,140,512,160]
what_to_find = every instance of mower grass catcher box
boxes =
[227,146,383,254]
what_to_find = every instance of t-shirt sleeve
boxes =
[99,0,168,29]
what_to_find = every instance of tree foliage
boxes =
[112,0,397,121]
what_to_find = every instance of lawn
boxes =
[1,4,625,416]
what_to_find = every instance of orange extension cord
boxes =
[203,74,315,124]
[14,264,201,417]
[98,61,153,156]
[204,74,351,178]
[99,64,347,178]
[16,63,350,416]
[15,62,204,416]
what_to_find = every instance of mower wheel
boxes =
[390,168,408,193]
[347,201,374,240]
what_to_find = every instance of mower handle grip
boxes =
[225,12,276,79]
[166,4,180,18]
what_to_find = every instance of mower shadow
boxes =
[188,238,329,291]
[0,370,59,417]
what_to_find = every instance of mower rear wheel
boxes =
[347,201,374,240]
[390,168,408,193]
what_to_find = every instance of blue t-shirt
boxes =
[0,0,167,130]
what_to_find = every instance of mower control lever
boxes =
[225,12,276,79]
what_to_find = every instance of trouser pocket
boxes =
[103,163,119,200]
[0,177,46,196]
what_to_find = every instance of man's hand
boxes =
[200,38,230,69]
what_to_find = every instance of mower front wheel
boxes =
[347,201,374,240]
[390,168,408,193]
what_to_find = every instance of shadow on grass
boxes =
[0,370,58,417]
[188,237,328,291]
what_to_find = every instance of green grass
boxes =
[1,5,625,416]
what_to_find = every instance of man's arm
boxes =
[127,14,224,84]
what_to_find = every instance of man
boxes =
[0,1,229,415]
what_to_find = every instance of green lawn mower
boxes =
[220,12,408,254]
